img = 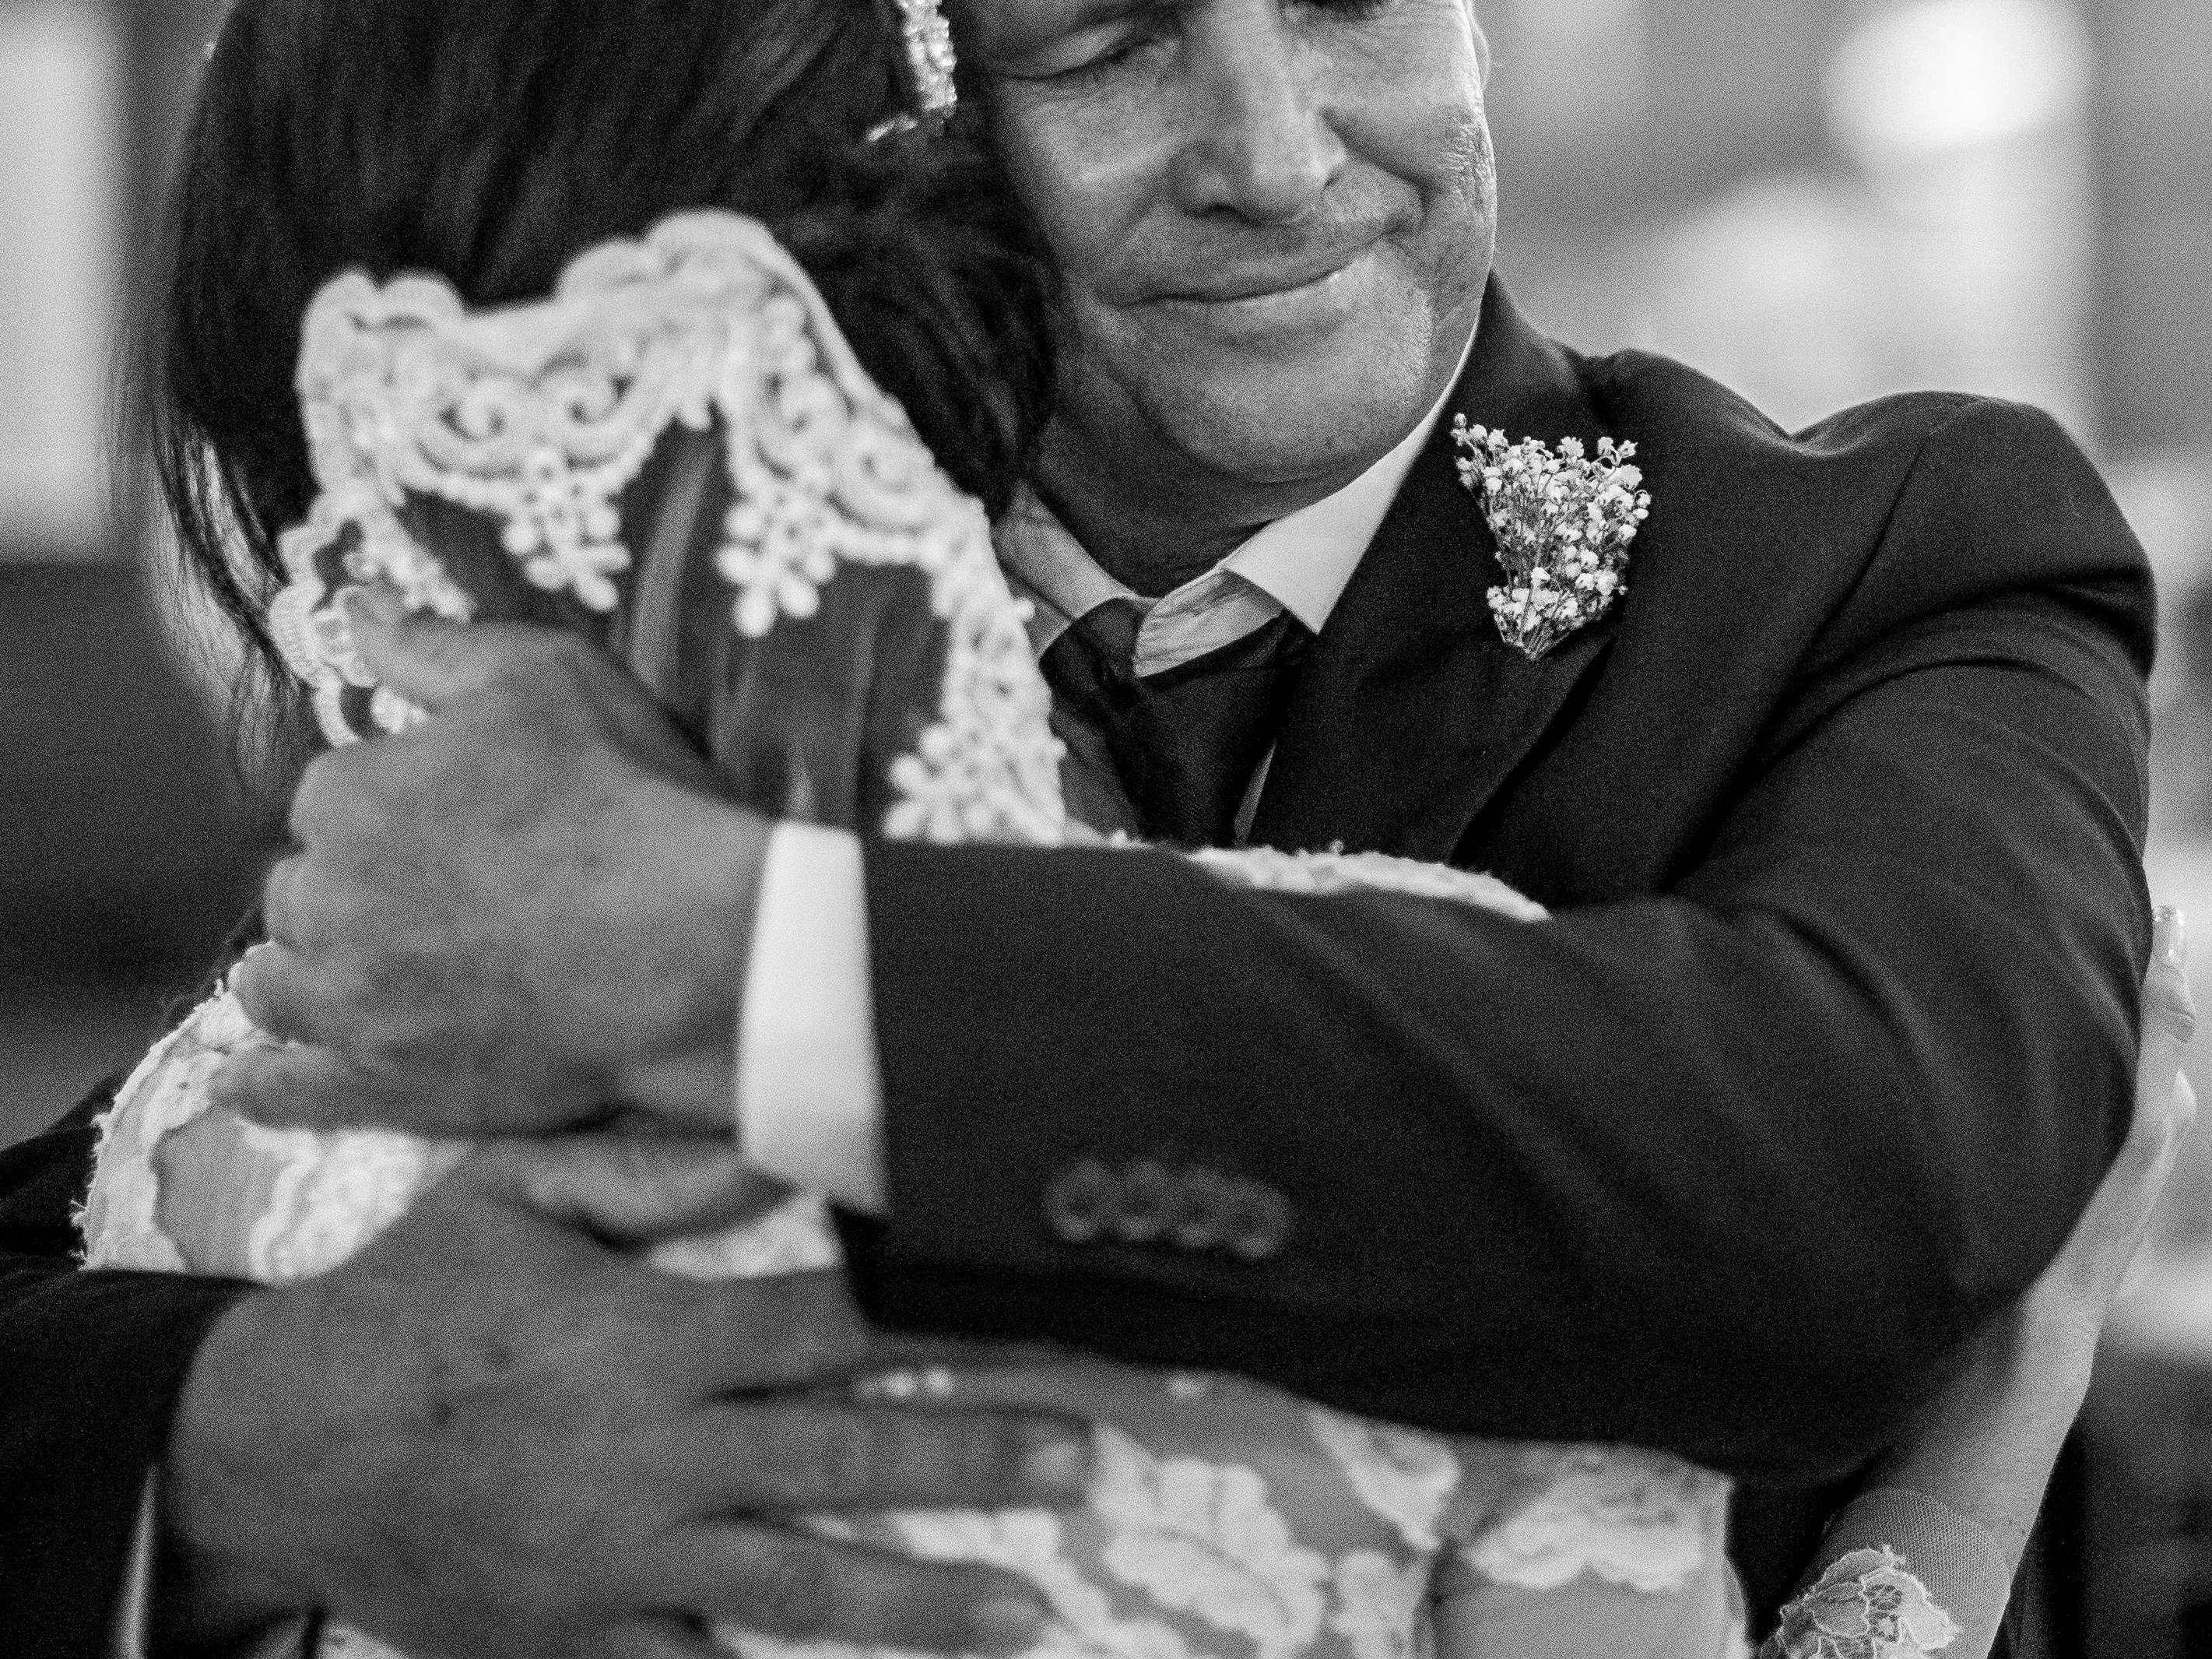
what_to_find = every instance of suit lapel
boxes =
[1249,279,1620,863]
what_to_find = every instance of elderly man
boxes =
[0,0,2152,1655]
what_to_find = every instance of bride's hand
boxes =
[1863,908,2197,1563]
[2021,907,2198,1340]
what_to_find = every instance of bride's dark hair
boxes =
[150,0,1055,768]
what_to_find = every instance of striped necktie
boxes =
[1040,597,1312,847]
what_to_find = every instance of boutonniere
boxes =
[1452,418,1650,661]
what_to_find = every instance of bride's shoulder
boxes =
[77,986,265,1273]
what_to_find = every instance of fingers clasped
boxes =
[2134,908,2200,1173]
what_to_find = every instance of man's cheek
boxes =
[1378,104,1496,272]
[1359,72,1489,188]
[991,87,1160,259]
[1323,6,1489,175]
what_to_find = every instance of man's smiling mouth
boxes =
[1147,244,1385,336]
[1156,239,1382,306]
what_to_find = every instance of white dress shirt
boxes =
[739,350,1468,1212]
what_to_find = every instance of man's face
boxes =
[970,0,1496,501]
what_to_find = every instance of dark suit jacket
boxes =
[0,1084,244,1658]
[0,281,2153,1655]
[843,281,2153,1631]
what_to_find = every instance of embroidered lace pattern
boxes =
[78,211,1753,1659]
[77,978,472,1283]
[79,980,1740,1659]
[1189,848,1550,920]
[244,1121,465,1283]
[1459,1446,1729,1595]
[1092,1424,1334,1659]
[1328,1550,1432,1659]
[77,989,256,1273]
[1760,1549,1961,1659]
[1306,1409,1462,1553]
[266,210,1064,846]
[732,1418,1416,1659]
[647,1190,844,1279]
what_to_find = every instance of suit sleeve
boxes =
[844,402,2153,1486]
[1,1106,250,1658]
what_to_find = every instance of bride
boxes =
[84,1,2196,1656]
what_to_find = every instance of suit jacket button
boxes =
[1223,1179,1294,1262]
[1112,1160,1177,1245]
[1045,1159,1115,1245]
[1171,1169,1234,1251]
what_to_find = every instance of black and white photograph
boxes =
[4,1,2210,1655]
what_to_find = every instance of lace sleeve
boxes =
[1759,1489,2007,1659]
[1427,1445,1747,1659]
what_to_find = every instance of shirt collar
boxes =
[995,327,1475,676]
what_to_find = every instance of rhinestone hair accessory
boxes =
[868,0,958,140]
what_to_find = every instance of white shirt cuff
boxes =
[111,1476,160,1659]
[736,822,889,1215]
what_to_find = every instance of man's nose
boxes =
[1170,3,1346,223]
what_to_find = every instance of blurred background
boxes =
[0,0,2208,1646]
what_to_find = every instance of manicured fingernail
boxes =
[2157,908,2188,970]
[971,1596,1053,1657]
[1022,1432,1092,1496]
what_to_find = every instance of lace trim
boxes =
[1305,1408,1462,1553]
[1328,1552,1431,1659]
[1761,1548,1961,1659]
[1460,1446,1729,1595]
[1189,848,1550,920]
[647,1190,843,1278]
[242,1123,466,1284]
[87,210,1741,1659]
[79,989,265,1272]
[75,982,472,1285]
[93,213,1079,1296]
[269,209,1065,847]
[1090,1425,1332,1659]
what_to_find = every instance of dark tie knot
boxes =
[1041,602,1313,846]
[1069,595,1147,683]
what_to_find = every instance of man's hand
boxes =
[223,603,767,1137]
[161,1137,1086,1659]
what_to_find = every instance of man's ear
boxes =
[1466,7,1490,86]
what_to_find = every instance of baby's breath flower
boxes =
[1452,417,1649,660]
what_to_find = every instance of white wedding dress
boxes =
[77,211,1946,1659]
